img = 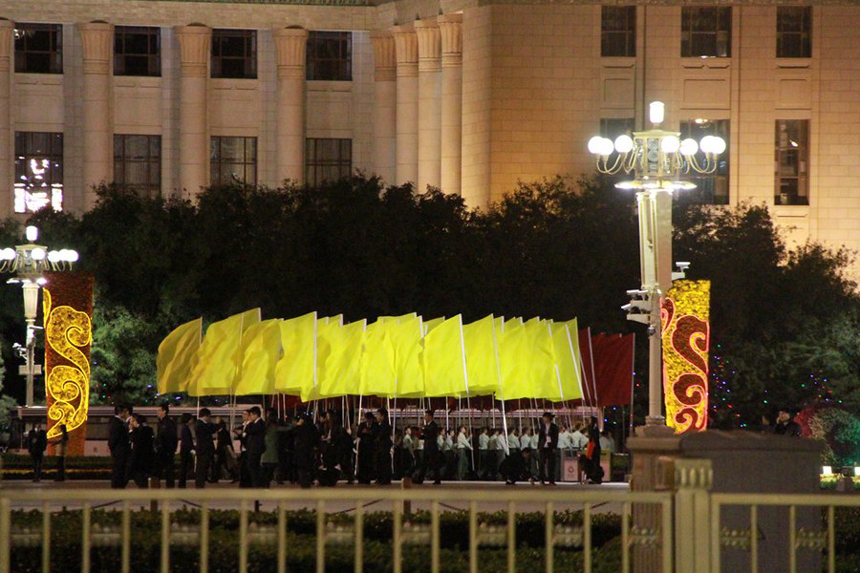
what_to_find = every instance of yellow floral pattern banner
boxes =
[661,280,710,433]
[43,272,94,456]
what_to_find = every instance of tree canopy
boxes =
[1,175,857,427]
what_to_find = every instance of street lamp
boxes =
[0,226,79,406]
[587,102,725,426]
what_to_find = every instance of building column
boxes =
[415,19,441,191]
[176,24,211,196]
[78,21,113,210]
[0,19,12,217]
[392,25,418,186]
[439,15,463,196]
[273,27,308,185]
[370,31,396,185]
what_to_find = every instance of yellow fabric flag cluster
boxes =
[157,310,584,402]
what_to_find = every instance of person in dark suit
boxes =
[51,424,69,482]
[130,414,156,488]
[195,408,216,489]
[292,413,320,489]
[356,412,377,484]
[27,422,48,482]
[234,410,251,487]
[416,410,442,485]
[583,416,603,484]
[108,405,132,489]
[538,412,559,486]
[373,408,393,485]
[178,413,195,489]
[244,407,266,488]
[155,404,178,488]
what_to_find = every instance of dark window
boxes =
[114,135,161,196]
[777,7,812,58]
[114,26,161,76]
[14,132,64,213]
[305,138,352,186]
[14,23,62,74]
[681,7,732,58]
[211,29,257,79]
[775,120,809,206]
[210,137,257,186]
[679,119,730,205]
[601,6,636,58]
[600,117,636,140]
[307,31,352,81]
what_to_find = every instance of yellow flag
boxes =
[380,313,417,324]
[498,320,529,400]
[235,319,281,396]
[423,317,445,336]
[564,318,586,401]
[318,320,366,399]
[393,317,424,397]
[463,315,500,397]
[187,308,260,396]
[360,319,396,396]
[552,319,583,401]
[423,315,468,397]
[528,320,562,401]
[157,318,202,394]
[274,312,317,396]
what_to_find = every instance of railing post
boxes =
[673,458,713,573]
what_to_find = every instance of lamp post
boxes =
[587,101,725,426]
[0,226,79,406]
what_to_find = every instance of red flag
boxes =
[578,328,599,407]
[592,333,635,407]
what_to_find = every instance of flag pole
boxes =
[490,316,509,456]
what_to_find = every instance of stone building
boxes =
[0,1,857,263]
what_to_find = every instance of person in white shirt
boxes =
[524,427,539,479]
[478,428,490,479]
[558,425,571,451]
[507,428,521,453]
[570,424,587,451]
[444,429,456,480]
[456,426,472,480]
[599,429,616,454]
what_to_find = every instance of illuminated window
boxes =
[14,132,63,213]
[114,26,160,76]
[681,7,732,58]
[14,23,63,74]
[601,6,636,58]
[114,135,161,196]
[210,136,257,186]
[305,138,352,186]
[775,120,809,206]
[777,7,812,58]
[679,119,730,205]
[306,32,352,81]
[211,29,257,79]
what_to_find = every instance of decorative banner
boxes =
[43,272,94,456]
[661,280,710,433]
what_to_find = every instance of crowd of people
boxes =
[100,404,610,489]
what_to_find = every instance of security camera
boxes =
[647,324,657,337]
[676,261,691,272]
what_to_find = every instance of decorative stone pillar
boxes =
[176,24,211,196]
[370,31,396,185]
[0,19,12,217]
[392,25,418,186]
[414,19,441,191]
[78,21,113,210]
[273,27,308,185]
[439,14,463,196]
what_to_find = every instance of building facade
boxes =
[0,0,857,264]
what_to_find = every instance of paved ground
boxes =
[1,479,629,515]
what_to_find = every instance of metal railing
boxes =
[710,492,860,573]
[0,486,674,573]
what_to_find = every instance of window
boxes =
[114,135,161,196]
[114,26,160,76]
[600,118,636,140]
[211,29,256,79]
[777,7,812,58]
[14,132,63,213]
[679,119,730,205]
[601,6,636,58]
[210,137,257,186]
[681,7,731,58]
[775,120,809,206]
[305,138,352,186]
[306,32,352,81]
[14,23,62,74]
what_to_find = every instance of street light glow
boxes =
[25,226,38,242]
